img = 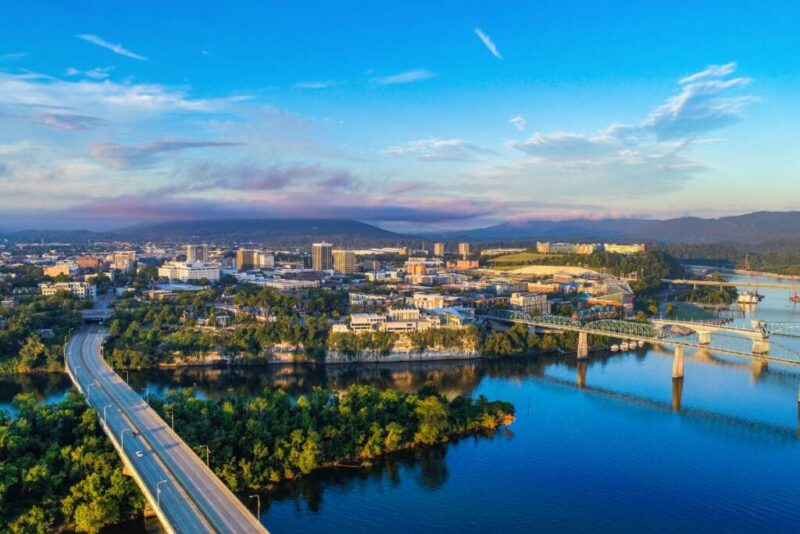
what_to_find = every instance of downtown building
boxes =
[186,244,209,262]
[312,242,333,271]
[39,281,97,300]
[158,261,221,283]
[332,249,357,274]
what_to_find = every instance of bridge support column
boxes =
[672,346,684,379]
[697,331,711,345]
[577,360,587,389]
[577,331,589,360]
[672,377,684,411]
[752,339,770,354]
[751,359,768,379]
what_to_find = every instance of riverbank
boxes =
[729,269,800,281]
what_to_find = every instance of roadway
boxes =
[66,325,268,534]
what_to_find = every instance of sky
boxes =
[1,0,799,232]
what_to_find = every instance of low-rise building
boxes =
[158,261,221,282]
[44,262,79,278]
[39,281,97,300]
[412,292,445,310]
[509,292,550,315]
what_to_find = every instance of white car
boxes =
[135,450,144,458]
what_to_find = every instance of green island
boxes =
[0,393,144,534]
[0,385,513,533]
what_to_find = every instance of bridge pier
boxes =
[697,331,711,345]
[672,346,684,379]
[577,360,587,389]
[672,377,684,411]
[577,331,588,360]
[751,359,768,379]
[752,339,770,354]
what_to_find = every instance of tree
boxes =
[414,396,449,445]
[17,335,46,372]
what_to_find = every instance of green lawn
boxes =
[488,252,556,264]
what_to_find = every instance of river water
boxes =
[2,274,800,532]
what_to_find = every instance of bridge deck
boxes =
[66,326,268,534]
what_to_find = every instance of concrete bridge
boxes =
[650,318,781,354]
[66,326,269,533]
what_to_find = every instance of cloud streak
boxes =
[374,69,436,85]
[383,138,498,162]
[91,139,242,169]
[509,116,526,132]
[76,34,147,60]
[474,28,502,59]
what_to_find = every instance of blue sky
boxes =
[1,1,799,231]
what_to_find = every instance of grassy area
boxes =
[671,302,716,321]
[488,252,556,264]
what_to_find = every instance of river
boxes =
[2,274,800,532]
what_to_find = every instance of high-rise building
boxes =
[433,243,445,257]
[256,251,275,269]
[333,249,357,274]
[312,242,333,271]
[458,242,471,260]
[236,248,258,271]
[186,244,209,262]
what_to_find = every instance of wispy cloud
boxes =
[292,81,336,89]
[91,139,241,169]
[374,69,436,85]
[383,138,497,162]
[67,66,114,79]
[501,62,755,195]
[0,52,27,61]
[76,34,147,61]
[37,113,104,131]
[174,162,359,193]
[509,116,526,132]
[474,28,502,59]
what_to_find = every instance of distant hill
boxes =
[455,211,800,245]
[113,218,405,245]
[0,218,406,245]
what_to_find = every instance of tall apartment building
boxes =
[186,244,209,262]
[332,249,357,274]
[458,242,471,260]
[312,242,333,271]
[433,243,445,257]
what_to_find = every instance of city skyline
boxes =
[1,1,799,232]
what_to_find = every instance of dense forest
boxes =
[151,384,514,491]
[106,286,344,367]
[0,293,85,373]
[667,241,800,276]
[487,249,684,292]
[0,393,144,533]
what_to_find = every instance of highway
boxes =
[66,325,268,534]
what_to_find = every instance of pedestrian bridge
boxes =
[479,310,800,366]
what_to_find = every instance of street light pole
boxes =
[124,370,129,384]
[120,427,131,449]
[166,411,174,430]
[250,494,261,519]
[201,445,210,466]
[157,480,168,511]
[103,404,113,425]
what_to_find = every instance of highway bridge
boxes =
[66,326,268,534]
[479,311,800,367]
